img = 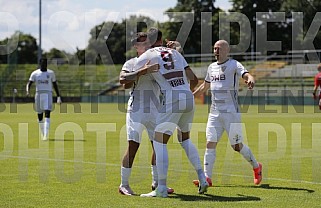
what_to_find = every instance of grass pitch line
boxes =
[1,154,321,185]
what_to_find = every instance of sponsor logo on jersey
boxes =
[38,80,49,84]
[211,74,226,81]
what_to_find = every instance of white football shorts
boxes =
[34,91,53,113]
[206,111,244,145]
[126,107,158,143]
[155,98,194,135]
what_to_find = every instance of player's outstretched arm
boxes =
[193,81,210,97]
[243,73,255,89]
[185,67,198,91]
[119,60,159,85]
[119,70,134,89]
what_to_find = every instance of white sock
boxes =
[204,148,216,179]
[44,118,50,137]
[153,141,168,186]
[38,121,44,136]
[181,139,205,180]
[120,166,131,186]
[151,165,158,185]
[239,144,259,168]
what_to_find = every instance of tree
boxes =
[85,15,155,65]
[281,0,321,52]
[164,0,220,54]
[0,32,37,64]
[230,0,285,54]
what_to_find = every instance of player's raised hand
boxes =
[143,60,159,74]
[165,39,183,53]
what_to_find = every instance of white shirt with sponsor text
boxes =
[29,69,56,92]
[205,59,248,113]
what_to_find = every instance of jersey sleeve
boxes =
[133,52,149,72]
[121,59,134,73]
[236,60,248,77]
[29,71,35,82]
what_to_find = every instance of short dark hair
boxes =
[147,27,162,45]
[39,58,47,64]
[131,32,147,45]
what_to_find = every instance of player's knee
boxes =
[233,143,241,152]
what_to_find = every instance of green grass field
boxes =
[0,103,320,207]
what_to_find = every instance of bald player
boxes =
[193,40,262,187]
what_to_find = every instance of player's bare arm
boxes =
[193,81,210,97]
[53,81,62,104]
[313,85,318,99]
[26,81,33,96]
[119,61,159,85]
[185,67,198,91]
[243,73,255,89]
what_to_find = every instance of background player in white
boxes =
[137,28,209,198]
[26,58,61,140]
[118,32,175,196]
[193,40,262,187]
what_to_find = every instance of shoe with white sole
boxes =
[119,185,135,196]
[141,185,168,198]
[151,183,174,194]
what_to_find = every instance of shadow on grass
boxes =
[255,184,315,193]
[219,183,314,193]
[48,138,86,142]
[171,193,261,202]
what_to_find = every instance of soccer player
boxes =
[118,32,174,196]
[312,63,321,110]
[193,40,262,187]
[26,58,61,141]
[138,28,209,198]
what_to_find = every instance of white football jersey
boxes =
[134,47,193,104]
[122,57,160,112]
[29,69,56,92]
[205,59,248,112]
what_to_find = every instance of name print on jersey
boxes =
[169,77,185,87]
